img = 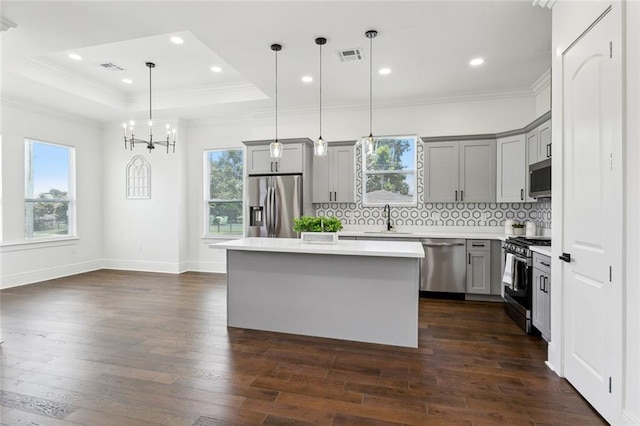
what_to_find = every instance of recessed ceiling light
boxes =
[470,57,485,66]
[379,68,391,75]
[122,78,133,84]
[210,66,222,73]
[170,36,184,45]
[68,53,82,61]
[301,76,313,83]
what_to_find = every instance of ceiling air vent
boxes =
[336,48,363,62]
[99,62,124,71]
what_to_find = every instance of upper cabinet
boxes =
[527,119,552,165]
[312,141,356,203]
[496,134,527,202]
[424,139,496,202]
[243,138,313,176]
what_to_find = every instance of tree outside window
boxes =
[206,149,244,236]
[362,135,417,206]
[24,140,75,238]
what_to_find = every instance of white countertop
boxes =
[212,237,425,258]
[339,230,508,241]
[530,245,552,256]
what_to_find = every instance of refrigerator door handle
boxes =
[268,185,274,237]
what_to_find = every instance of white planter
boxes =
[512,227,525,236]
[300,232,338,244]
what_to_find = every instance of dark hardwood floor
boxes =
[0,270,605,425]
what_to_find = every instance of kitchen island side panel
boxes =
[226,250,419,348]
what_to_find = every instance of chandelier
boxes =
[364,29,378,156]
[123,62,176,153]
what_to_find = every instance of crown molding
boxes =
[531,69,551,96]
[187,87,535,128]
[125,82,267,112]
[532,0,556,9]
[2,95,102,128]
[15,58,128,108]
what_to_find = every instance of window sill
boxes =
[0,237,79,252]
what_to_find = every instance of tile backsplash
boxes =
[314,142,552,231]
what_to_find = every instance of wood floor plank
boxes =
[0,270,606,425]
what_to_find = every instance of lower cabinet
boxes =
[532,252,551,341]
[466,240,491,294]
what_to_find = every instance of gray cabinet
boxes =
[424,140,496,202]
[246,143,303,175]
[532,252,551,341]
[496,134,526,202]
[312,141,355,203]
[466,239,491,294]
[527,119,552,165]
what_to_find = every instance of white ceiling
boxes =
[0,1,551,123]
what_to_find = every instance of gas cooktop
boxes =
[507,236,552,247]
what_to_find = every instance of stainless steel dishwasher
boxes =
[420,239,466,293]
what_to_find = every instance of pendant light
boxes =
[364,29,378,155]
[269,43,283,158]
[314,37,328,157]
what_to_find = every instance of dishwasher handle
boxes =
[422,242,466,247]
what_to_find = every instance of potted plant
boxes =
[512,222,526,236]
[293,215,343,244]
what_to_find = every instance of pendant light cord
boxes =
[369,33,373,138]
[319,41,323,139]
[275,48,278,142]
[149,64,152,124]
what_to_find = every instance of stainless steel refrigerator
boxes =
[247,175,302,238]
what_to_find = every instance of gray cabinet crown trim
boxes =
[420,110,552,143]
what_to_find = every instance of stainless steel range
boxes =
[503,236,551,333]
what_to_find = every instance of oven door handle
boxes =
[508,252,532,265]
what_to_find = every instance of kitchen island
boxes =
[211,237,424,348]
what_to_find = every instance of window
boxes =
[25,139,75,239]
[205,149,243,237]
[362,135,417,206]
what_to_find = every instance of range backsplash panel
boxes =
[314,142,552,230]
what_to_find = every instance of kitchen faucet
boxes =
[384,204,393,231]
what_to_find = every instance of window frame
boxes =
[24,138,76,240]
[203,148,244,239]
[361,134,418,207]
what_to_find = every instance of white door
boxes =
[562,8,622,422]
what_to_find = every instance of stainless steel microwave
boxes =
[529,158,551,198]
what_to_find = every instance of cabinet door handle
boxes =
[540,261,550,267]
[520,189,524,201]
[270,162,274,173]
[468,253,471,264]
[540,276,544,291]
[455,190,458,201]
[275,162,279,172]
[546,143,551,158]
[329,192,332,202]
[460,190,464,201]
[334,191,337,201]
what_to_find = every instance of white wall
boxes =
[0,101,103,288]
[101,119,188,273]
[187,95,536,272]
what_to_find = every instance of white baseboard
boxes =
[623,410,640,426]
[546,341,562,376]
[0,260,104,289]
[102,259,185,274]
